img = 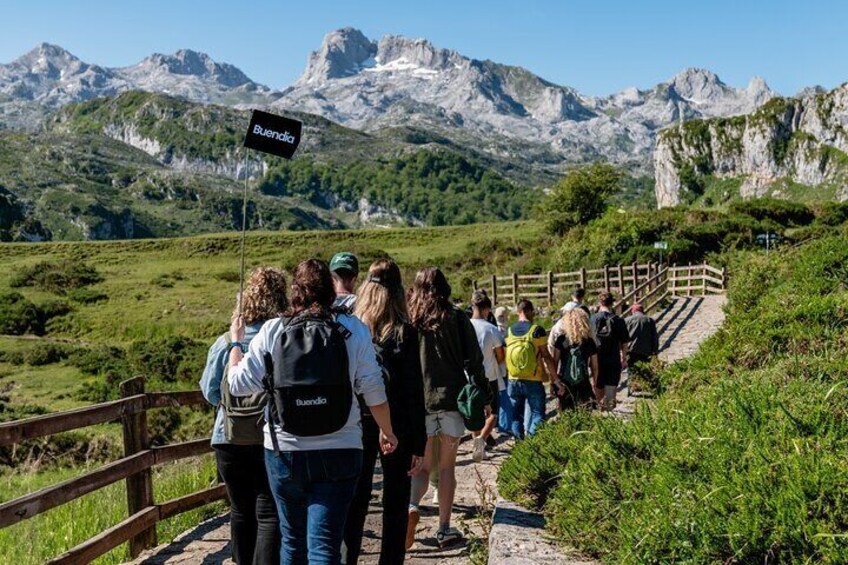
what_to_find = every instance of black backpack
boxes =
[594,312,617,355]
[262,313,353,443]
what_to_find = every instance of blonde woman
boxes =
[200,267,288,565]
[548,307,599,410]
[344,259,427,565]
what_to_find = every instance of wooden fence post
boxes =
[722,266,728,290]
[491,275,498,305]
[617,264,625,296]
[632,261,639,293]
[687,263,693,297]
[603,265,610,291]
[512,273,518,306]
[670,263,677,296]
[120,377,157,557]
[702,263,707,294]
[547,271,554,307]
[579,267,586,290]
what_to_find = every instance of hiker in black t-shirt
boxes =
[590,292,630,411]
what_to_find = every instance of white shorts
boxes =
[425,411,466,438]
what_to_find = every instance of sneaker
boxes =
[436,526,464,549]
[406,507,420,550]
[472,436,486,463]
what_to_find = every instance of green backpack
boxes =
[562,344,589,386]
[220,362,267,445]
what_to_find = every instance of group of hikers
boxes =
[199,253,660,565]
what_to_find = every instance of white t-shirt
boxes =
[471,318,504,382]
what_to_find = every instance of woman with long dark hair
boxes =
[343,259,427,564]
[200,267,286,564]
[227,259,398,565]
[406,267,490,549]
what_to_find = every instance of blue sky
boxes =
[0,0,845,96]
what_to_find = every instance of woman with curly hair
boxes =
[548,306,599,411]
[200,267,288,565]
[405,267,490,549]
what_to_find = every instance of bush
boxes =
[0,292,44,335]
[500,235,848,563]
[9,260,103,294]
[23,343,72,366]
[729,197,815,227]
[127,336,206,384]
[535,163,624,235]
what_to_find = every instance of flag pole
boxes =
[237,147,250,318]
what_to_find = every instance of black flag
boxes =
[243,110,302,159]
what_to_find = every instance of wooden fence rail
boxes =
[474,262,727,311]
[0,377,226,563]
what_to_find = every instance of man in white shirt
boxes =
[469,291,505,462]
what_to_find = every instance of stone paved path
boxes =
[613,295,726,419]
[127,295,727,565]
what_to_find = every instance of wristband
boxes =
[229,341,245,353]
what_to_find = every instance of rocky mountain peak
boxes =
[669,68,728,102]
[299,27,377,84]
[135,49,251,87]
[375,35,459,71]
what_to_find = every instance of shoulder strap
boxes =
[262,351,282,456]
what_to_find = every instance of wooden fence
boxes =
[0,377,225,564]
[473,262,727,312]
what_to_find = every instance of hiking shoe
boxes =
[436,526,464,548]
[485,435,497,448]
[406,507,420,550]
[472,436,486,462]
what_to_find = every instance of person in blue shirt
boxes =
[200,267,288,565]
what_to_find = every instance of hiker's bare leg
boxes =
[437,433,460,527]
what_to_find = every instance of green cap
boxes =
[329,252,359,275]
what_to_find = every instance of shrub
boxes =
[23,343,72,366]
[729,197,815,227]
[65,288,108,304]
[0,292,43,335]
[9,260,103,294]
[127,336,206,383]
[536,163,624,235]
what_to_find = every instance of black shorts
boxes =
[488,380,500,413]
[596,365,623,388]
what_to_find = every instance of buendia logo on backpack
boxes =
[263,313,353,443]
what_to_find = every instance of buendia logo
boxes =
[243,110,302,159]
[295,397,329,407]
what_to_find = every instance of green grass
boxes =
[0,455,224,565]
[499,231,848,563]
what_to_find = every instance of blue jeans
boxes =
[508,380,546,439]
[498,389,513,433]
[264,448,362,565]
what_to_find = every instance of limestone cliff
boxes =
[655,85,848,206]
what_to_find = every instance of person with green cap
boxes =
[330,252,359,313]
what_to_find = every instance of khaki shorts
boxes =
[425,411,466,438]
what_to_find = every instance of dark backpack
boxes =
[263,313,353,441]
[561,343,589,386]
[594,312,617,355]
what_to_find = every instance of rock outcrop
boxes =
[654,85,848,206]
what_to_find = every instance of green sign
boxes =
[653,241,668,250]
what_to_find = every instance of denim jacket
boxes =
[199,323,263,445]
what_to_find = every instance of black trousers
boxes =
[215,444,281,565]
[343,417,413,565]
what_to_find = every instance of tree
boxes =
[536,163,623,235]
